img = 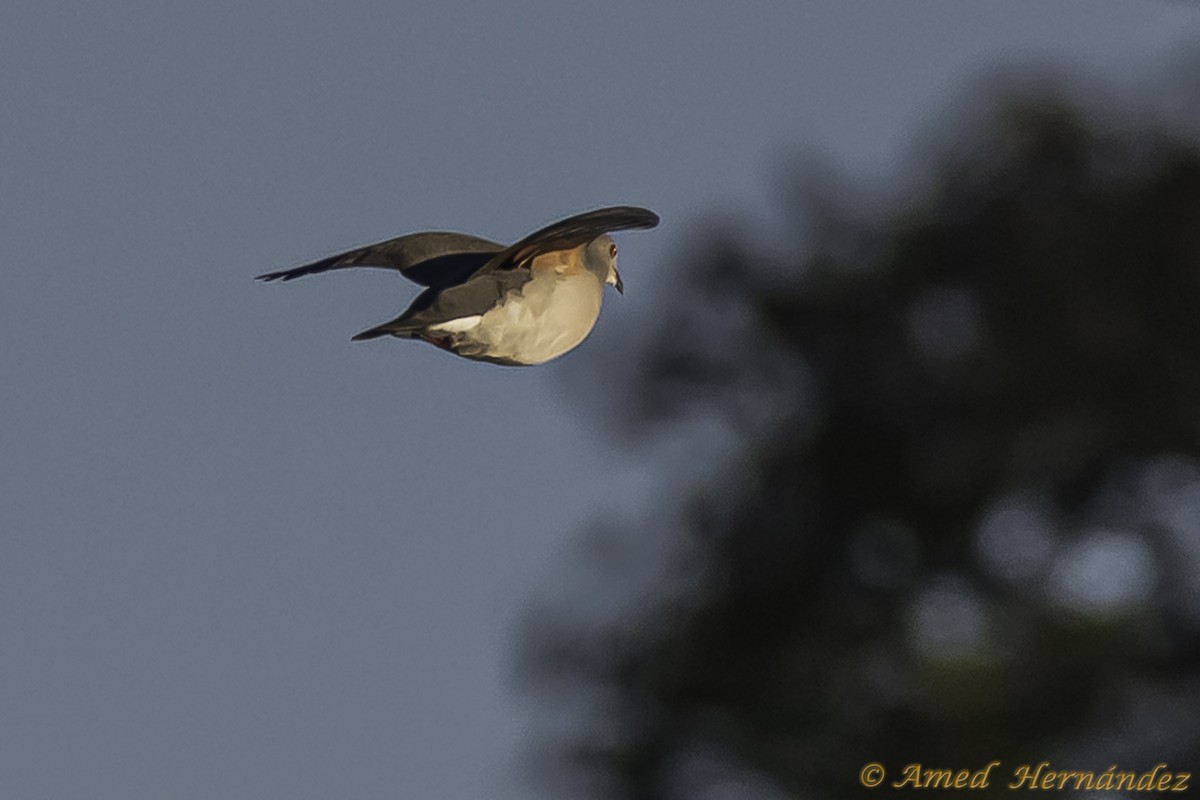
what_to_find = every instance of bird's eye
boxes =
[609,243,618,258]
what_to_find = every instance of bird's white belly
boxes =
[435,272,605,365]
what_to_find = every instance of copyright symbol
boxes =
[860,763,886,788]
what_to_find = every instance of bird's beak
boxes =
[613,269,624,295]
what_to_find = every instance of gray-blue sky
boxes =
[2,2,1197,798]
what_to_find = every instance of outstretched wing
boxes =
[256,231,504,287]
[480,206,660,274]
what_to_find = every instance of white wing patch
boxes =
[429,315,483,333]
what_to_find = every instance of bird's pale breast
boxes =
[432,270,604,365]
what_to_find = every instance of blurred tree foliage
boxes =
[521,84,1200,799]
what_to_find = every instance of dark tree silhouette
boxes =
[521,79,1200,800]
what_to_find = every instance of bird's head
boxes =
[587,234,624,294]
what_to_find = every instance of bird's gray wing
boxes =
[351,271,533,341]
[479,206,660,274]
[256,231,504,287]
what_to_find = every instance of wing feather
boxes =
[256,231,503,285]
[479,206,660,274]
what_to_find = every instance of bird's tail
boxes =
[350,319,420,342]
[350,324,392,342]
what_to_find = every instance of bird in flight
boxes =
[257,206,660,366]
